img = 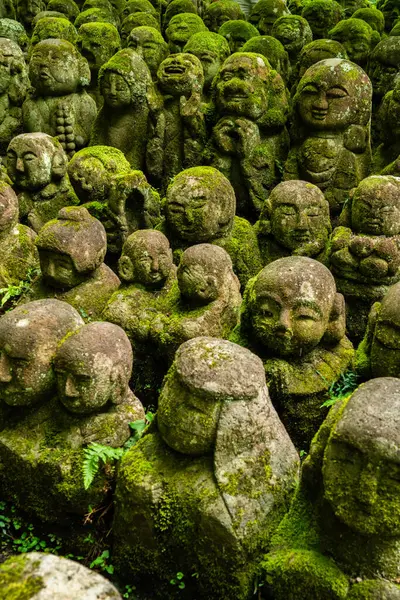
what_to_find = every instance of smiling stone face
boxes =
[157,52,203,96]
[351,176,400,236]
[165,13,208,54]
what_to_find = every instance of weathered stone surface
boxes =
[248,0,289,35]
[128,25,169,80]
[30,16,78,48]
[217,19,260,53]
[328,17,380,68]
[242,35,291,85]
[203,0,245,32]
[165,13,208,54]
[271,15,312,64]
[301,0,343,39]
[368,37,400,103]
[183,31,230,100]
[295,39,348,81]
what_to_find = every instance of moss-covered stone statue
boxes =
[113,336,300,599]
[24,206,120,319]
[148,53,205,191]
[103,229,176,402]
[120,0,158,21]
[0,316,144,524]
[209,52,289,221]
[120,13,161,46]
[248,0,289,35]
[294,39,348,82]
[368,38,400,106]
[301,0,343,40]
[255,180,332,266]
[262,376,400,600]
[74,7,118,30]
[0,19,29,55]
[0,38,30,157]
[328,18,380,69]
[23,39,97,158]
[77,22,121,107]
[163,0,197,31]
[352,7,385,35]
[6,132,77,233]
[217,20,260,53]
[330,176,400,343]
[271,15,313,66]
[30,17,79,50]
[231,256,354,449]
[284,59,372,220]
[127,26,169,81]
[203,0,245,32]
[90,49,157,171]
[165,13,208,53]
[161,166,262,288]
[337,0,371,17]
[0,180,39,289]
[15,0,46,32]
[47,0,80,22]
[373,80,400,174]
[0,553,123,599]
[376,0,400,33]
[183,31,230,103]
[242,35,291,86]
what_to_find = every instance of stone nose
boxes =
[0,353,12,383]
[16,158,24,173]
[65,374,80,398]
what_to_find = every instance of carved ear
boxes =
[323,292,346,346]
[78,55,91,88]
[118,255,134,282]
[109,365,126,404]
[52,149,68,178]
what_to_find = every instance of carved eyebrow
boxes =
[293,300,323,316]
[257,292,282,306]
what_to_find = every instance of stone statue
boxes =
[165,13,208,53]
[255,180,332,266]
[90,49,157,170]
[301,0,343,40]
[163,0,197,30]
[0,38,30,157]
[231,256,354,449]
[209,52,289,221]
[183,31,230,103]
[74,7,118,30]
[330,176,400,343]
[120,13,161,47]
[377,0,400,33]
[120,0,158,21]
[0,19,29,55]
[77,22,121,107]
[242,35,291,86]
[23,39,97,158]
[162,166,262,288]
[368,38,400,106]
[6,132,77,233]
[217,20,260,53]
[0,180,39,289]
[0,315,144,524]
[30,16,79,49]
[127,25,169,81]
[25,206,120,320]
[352,7,385,35]
[47,0,80,22]
[271,15,313,66]
[284,59,372,220]
[248,0,289,35]
[15,0,46,32]
[263,377,400,599]
[148,53,205,191]
[203,0,245,32]
[113,336,300,599]
[373,80,400,173]
[328,18,380,69]
[294,39,348,82]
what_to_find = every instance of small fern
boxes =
[320,370,359,408]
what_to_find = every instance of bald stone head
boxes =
[118,229,173,287]
[351,176,400,236]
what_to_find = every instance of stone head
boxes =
[47,0,80,22]
[165,13,208,54]
[7,133,68,192]
[120,14,161,46]
[0,299,83,407]
[77,22,121,73]
[352,7,385,34]
[0,181,19,234]
[246,256,345,357]
[350,176,400,236]
[377,0,400,32]
[296,39,348,79]
[29,38,90,96]
[0,37,29,101]
[338,0,371,17]
[158,336,267,455]
[328,18,380,67]
[120,0,157,20]
[177,243,236,305]
[68,145,131,203]
[0,20,29,55]
[248,0,289,35]
[157,52,203,96]
[260,180,331,256]
[294,58,372,133]
[55,321,133,414]
[16,0,46,29]
[217,20,259,53]
[368,38,400,100]
[99,48,153,108]
[184,32,230,91]
[301,0,343,39]
[242,35,290,84]
[128,26,169,79]
[118,229,173,287]
[165,166,235,243]
[30,17,79,49]
[74,7,118,29]
[323,377,400,536]
[203,0,245,33]
[271,15,313,59]
[35,206,107,289]
[164,0,197,30]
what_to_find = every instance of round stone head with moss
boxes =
[120,13,161,46]
[118,229,173,287]
[127,26,169,79]
[0,37,29,117]
[217,19,259,53]
[74,7,118,29]
[368,37,400,101]
[54,321,134,414]
[165,13,208,53]
[328,18,380,68]
[349,175,400,237]
[301,0,343,39]
[248,0,289,35]
[184,31,230,92]
[203,0,245,32]
[242,35,290,84]
[165,166,235,243]
[0,299,83,407]
[0,19,29,53]
[271,15,313,61]
[296,39,348,79]
[77,22,121,74]
[120,0,157,20]
[30,17,78,49]
[164,0,197,30]
[15,0,46,30]
[47,0,80,21]
[377,0,400,32]
[352,7,385,34]
[157,52,204,96]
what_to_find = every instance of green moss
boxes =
[0,555,43,600]
[31,17,78,47]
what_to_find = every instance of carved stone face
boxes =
[250,257,336,357]
[267,181,331,255]
[157,53,203,97]
[323,378,400,536]
[16,0,45,28]
[203,1,245,32]
[329,18,376,67]
[297,58,372,132]
[216,53,269,121]
[0,183,18,233]
[248,0,289,35]
[128,26,169,79]
[118,230,173,287]
[7,135,54,191]
[369,284,400,378]
[0,40,18,94]
[77,23,120,73]
[68,156,107,202]
[368,39,400,99]
[39,251,86,289]
[301,0,343,39]
[29,39,83,96]
[177,245,225,305]
[101,71,131,107]
[272,16,312,57]
[184,32,229,91]
[351,177,400,236]
[166,14,208,54]
[166,167,235,243]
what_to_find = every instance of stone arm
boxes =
[70,92,97,149]
[22,97,47,133]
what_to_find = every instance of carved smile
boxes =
[311,110,328,120]
[165,66,185,74]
